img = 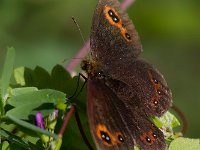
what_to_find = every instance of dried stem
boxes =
[66,40,90,73]
[171,105,188,135]
[58,106,75,137]
[58,105,94,150]
[121,0,136,10]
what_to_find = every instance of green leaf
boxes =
[14,65,78,97]
[7,103,47,120]
[54,137,62,150]
[169,137,200,150]
[8,89,66,107]
[1,47,15,100]
[10,65,91,149]
[6,114,58,139]
[31,66,51,89]
[152,111,181,140]
[134,146,140,150]
[50,65,75,94]
[6,89,66,119]
[0,89,2,117]
[0,127,36,150]
[16,66,51,89]
[11,87,38,96]
[1,141,9,150]
[152,111,180,128]
[0,47,15,116]
[14,67,25,86]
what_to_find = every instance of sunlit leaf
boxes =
[0,47,15,115]
[11,87,38,96]
[6,89,66,119]
[169,137,200,150]
[152,111,181,141]
[14,67,25,86]
[152,111,180,128]
[8,89,66,107]
[1,47,15,100]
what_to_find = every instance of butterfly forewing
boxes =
[90,0,142,71]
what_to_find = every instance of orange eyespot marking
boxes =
[96,124,124,146]
[140,131,156,145]
[104,6,131,42]
[115,132,125,143]
[121,29,132,42]
[104,6,122,27]
[148,71,161,90]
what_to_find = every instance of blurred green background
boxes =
[0,0,199,139]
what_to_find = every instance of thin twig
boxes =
[58,105,94,149]
[121,0,136,10]
[171,105,188,135]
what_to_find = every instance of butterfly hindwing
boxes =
[87,78,134,150]
[104,59,172,117]
[87,78,166,150]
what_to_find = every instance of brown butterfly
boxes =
[81,0,172,149]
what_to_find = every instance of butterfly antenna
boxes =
[72,16,91,59]
[72,16,86,44]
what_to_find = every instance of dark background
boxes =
[0,0,200,138]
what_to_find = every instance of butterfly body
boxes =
[82,0,172,149]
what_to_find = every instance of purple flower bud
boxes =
[35,112,45,129]
[54,109,59,118]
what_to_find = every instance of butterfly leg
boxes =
[74,106,94,150]
[58,104,94,150]
[68,73,87,99]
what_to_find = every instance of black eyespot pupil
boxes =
[125,33,131,40]
[100,131,111,143]
[157,90,161,95]
[154,100,158,105]
[113,17,118,22]
[153,78,159,84]
[108,10,113,16]
[153,133,157,138]
[98,71,103,75]
[108,10,120,23]
[118,135,124,142]
[146,137,151,143]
